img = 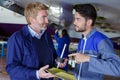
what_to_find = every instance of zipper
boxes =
[77,37,87,80]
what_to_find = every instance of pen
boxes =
[57,44,67,68]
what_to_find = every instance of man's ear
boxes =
[87,19,92,26]
[29,17,35,24]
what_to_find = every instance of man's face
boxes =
[32,10,48,32]
[73,12,87,32]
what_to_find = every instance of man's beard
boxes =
[74,25,87,32]
[38,24,47,31]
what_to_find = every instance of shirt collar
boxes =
[28,25,45,39]
[81,27,97,39]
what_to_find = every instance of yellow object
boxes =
[46,68,76,80]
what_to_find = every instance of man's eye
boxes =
[74,18,81,21]
[76,18,81,20]
[42,16,47,19]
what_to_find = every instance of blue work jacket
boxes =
[54,32,70,71]
[54,32,70,58]
[75,28,120,80]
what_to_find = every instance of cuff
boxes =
[36,70,40,80]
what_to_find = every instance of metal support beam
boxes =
[0,0,24,15]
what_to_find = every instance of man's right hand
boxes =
[38,65,55,78]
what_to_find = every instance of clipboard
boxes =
[46,67,76,80]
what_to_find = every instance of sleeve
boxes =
[54,32,60,43]
[88,39,120,77]
[6,34,38,80]
[46,33,57,67]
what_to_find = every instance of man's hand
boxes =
[38,65,55,78]
[56,58,68,68]
[68,53,90,64]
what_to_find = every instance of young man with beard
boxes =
[69,4,120,80]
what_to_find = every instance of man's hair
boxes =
[24,2,48,24]
[62,29,69,37]
[73,4,97,26]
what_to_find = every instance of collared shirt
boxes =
[28,25,45,39]
[28,25,45,79]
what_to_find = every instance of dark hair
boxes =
[73,4,97,26]
[62,29,69,37]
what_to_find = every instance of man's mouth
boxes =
[74,25,79,28]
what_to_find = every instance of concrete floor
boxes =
[0,57,9,80]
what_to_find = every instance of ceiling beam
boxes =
[0,0,24,15]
